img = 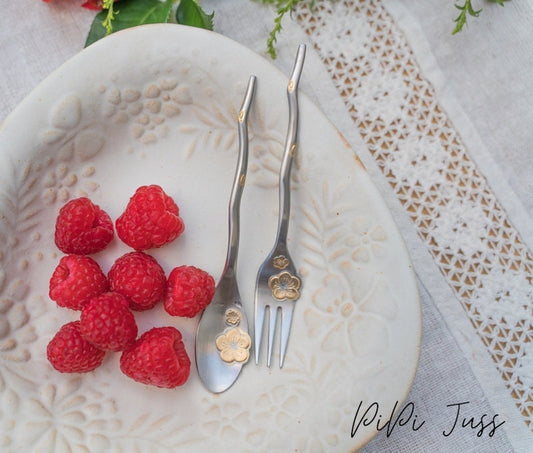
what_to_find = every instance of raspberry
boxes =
[120,327,190,388]
[164,265,215,318]
[108,252,166,311]
[47,321,106,373]
[55,197,114,255]
[49,255,108,310]
[115,185,184,251]
[80,292,138,351]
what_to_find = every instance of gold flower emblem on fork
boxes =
[268,271,301,301]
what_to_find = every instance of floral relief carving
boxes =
[304,265,396,362]
[98,65,302,191]
[345,215,388,263]
[0,164,48,366]
[201,400,252,443]
[102,77,191,145]
[297,181,397,363]
[21,378,122,451]
[247,100,303,189]
[40,94,103,204]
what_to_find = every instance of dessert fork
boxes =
[254,44,306,368]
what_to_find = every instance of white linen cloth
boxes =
[1,0,531,451]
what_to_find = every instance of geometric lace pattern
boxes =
[295,0,533,430]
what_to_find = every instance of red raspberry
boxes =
[47,321,106,373]
[49,255,108,310]
[164,265,215,318]
[120,327,190,388]
[108,252,166,311]
[80,292,138,351]
[54,197,114,255]
[115,185,184,251]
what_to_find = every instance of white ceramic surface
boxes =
[0,24,420,452]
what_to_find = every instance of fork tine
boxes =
[266,306,279,368]
[279,303,294,368]
[254,302,266,365]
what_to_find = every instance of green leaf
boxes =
[85,0,174,47]
[176,0,214,31]
[452,0,482,35]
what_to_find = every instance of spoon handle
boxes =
[275,44,306,247]
[224,75,256,276]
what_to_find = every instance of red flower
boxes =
[82,0,107,10]
[41,0,116,10]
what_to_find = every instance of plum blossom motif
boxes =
[224,308,242,326]
[345,216,387,263]
[216,328,251,363]
[252,383,310,437]
[268,272,301,301]
[273,255,290,270]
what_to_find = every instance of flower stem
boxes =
[102,0,117,35]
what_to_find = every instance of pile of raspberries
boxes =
[46,185,215,389]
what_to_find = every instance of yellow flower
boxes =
[268,271,301,301]
[216,328,251,364]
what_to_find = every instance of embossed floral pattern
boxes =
[285,353,370,451]
[345,215,387,263]
[0,278,36,363]
[201,400,251,442]
[40,95,103,204]
[304,265,396,361]
[298,182,397,362]
[101,78,191,145]
[22,378,121,451]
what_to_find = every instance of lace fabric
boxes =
[295,0,533,430]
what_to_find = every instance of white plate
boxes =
[0,24,420,452]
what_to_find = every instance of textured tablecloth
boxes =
[1,0,532,451]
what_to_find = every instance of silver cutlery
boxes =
[195,75,256,393]
[254,44,306,368]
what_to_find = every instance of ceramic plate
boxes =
[0,24,420,452]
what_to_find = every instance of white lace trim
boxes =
[295,0,533,430]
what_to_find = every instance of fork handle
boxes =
[276,44,306,247]
[224,75,256,275]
